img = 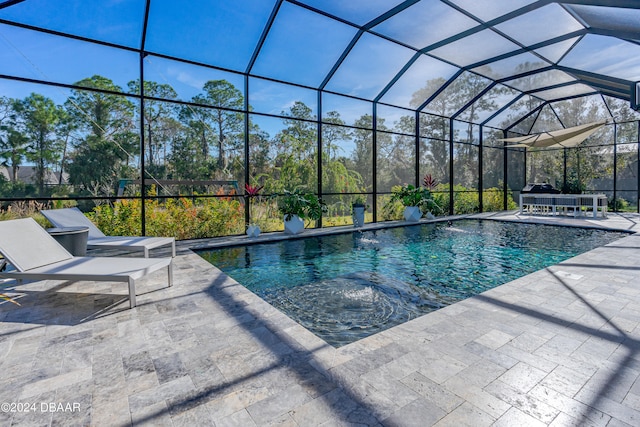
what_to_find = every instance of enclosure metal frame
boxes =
[0,0,639,235]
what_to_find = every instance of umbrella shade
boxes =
[499,120,607,149]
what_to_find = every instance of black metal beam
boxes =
[0,0,25,10]
[575,80,629,99]
[558,65,632,88]
[522,79,592,95]
[613,123,618,210]
[317,89,323,228]
[0,73,140,100]
[416,69,465,112]
[374,52,421,103]
[450,81,498,120]
[461,30,587,72]
[244,75,250,227]
[372,103,378,222]
[286,0,361,28]
[502,129,509,211]
[559,0,640,9]
[504,102,545,133]
[415,109,420,188]
[363,0,420,30]
[495,66,557,86]
[319,30,364,91]
[245,0,284,75]
[0,18,139,53]
[449,118,454,215]
[139,46,147,235]
[319,0,418,92]
[436,0,553,53]
[140,0,151,52]
[478,124,483,212]
[369,0,555,104]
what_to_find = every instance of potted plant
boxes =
[244,183,264,238]
[388,184,434,222]
[351,195,368,228]
[276,189,327,235]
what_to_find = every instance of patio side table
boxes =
[46,226,89,256]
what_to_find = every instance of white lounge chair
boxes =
[41,207,176,257]
[0,218,173,308]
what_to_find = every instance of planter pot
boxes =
[403,206,422,222]
[352,206,365,228]
[283,214,305,235]
[246,224,261,238]
[425,211,435,220]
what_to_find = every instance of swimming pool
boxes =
[198,220,626,347]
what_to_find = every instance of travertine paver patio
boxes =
[1,212,640,426]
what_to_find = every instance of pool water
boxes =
[198,220,626,347]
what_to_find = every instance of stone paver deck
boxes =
[1,212,640,426]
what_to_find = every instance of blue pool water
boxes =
[198,220,626,347]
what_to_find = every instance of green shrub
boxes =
[429,184,517,214]
[608,197,629,212]
[0,200,50,227]
[379,194,404,221]
[90,196,244,239]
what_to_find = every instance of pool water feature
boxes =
[198,220,626,347]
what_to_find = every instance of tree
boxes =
[128,79,179,178]
[386,115,417,186]
[167,129,213,181]
[178,104,213,165]
[14,93,64,194]
[279,101,316,161]
[54,109,76,186]
[188,80,244,174]
[411,78,451,182]
[247,120,272,184]
[0,97,28,182]
[65,75,137,196]
[350,115,374,191]
[1,129,29,182]
[320,111,363,201]
[264,101,318,192]
[322,111,349,161]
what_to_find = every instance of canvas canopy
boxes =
[499,120,608,149]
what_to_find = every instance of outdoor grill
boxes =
[521,183,561,194]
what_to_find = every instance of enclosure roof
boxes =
[0,0,639,130]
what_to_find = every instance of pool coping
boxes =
[178,210,639,254]
[179,210,640,352]
[180,214,469,251]
[189,212,638,351]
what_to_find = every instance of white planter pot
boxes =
[246,224,261,238]
[283,214,304,235]
[403,206,422,222]
[352,206,365,228]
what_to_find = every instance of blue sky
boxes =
[0,0,382,133]
[1,0,639,131]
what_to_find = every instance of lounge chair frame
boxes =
[41,207,176,257]
[0,218,173,308]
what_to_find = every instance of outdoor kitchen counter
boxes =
[519,193,608,218]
